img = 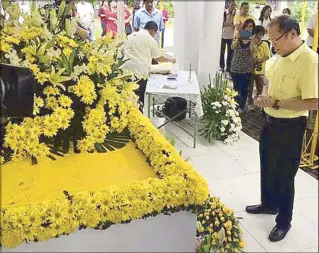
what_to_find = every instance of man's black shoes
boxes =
[269,224,291,242]
[246,204,278,215]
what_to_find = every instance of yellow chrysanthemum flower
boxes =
[59,95,72,108]
[5,35,21,45]
[0,42,12,52]
[35,72,48,84]
[69,75,97,105]
[239,239,246,248]
[43,86,60,96]
[45,96,58,109]
[63,47,72,57]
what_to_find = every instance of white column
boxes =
[117,0,125,41]
[173,1,225,87]
[197,1,225,86]
[173,1,204,72]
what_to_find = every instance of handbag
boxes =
[163,97,187,121]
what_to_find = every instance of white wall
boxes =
[173,1,225,87]
[198,1,225,87]
[2,212,196,252]
[173,1,204,75]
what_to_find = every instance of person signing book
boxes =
[122,21,176,112]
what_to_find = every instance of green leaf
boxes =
[201,245,211,253]
[95,143,107,153]
[64,2,74,18]
[69,49,77,69]
[60,53,71,73]
[46,38,56,49]
[95,129,131,153]
[57,0,66,19]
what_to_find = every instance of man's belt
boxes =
[264,113,307,124]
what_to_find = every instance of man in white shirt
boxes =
[306,13,318,53]
[76,0,95,41]
[122,21,176,111]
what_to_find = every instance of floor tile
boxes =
[189,152,250,180]
[208,174,260,213]
[239,224,267,252]
[224,147,260,173]
[173,135,222,158]
[165,120,196,138]
[237,211,319,252]
[294,196,318,227]
[299,246,319,252]
[252,170,318,201]
[294,171,319,200]
[216,132,259,151]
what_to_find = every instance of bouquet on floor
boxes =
[200,72,242,144]
[195,196,245,253]
[0,1,139,164]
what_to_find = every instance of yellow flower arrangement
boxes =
[0,2,237,251]
[196,196,245,253]
[0,1,137,163]
[0,106,209,248]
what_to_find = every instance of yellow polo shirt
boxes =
[233,14,255,32]
[265,42,318,118]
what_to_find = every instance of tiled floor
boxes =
[164,121,319,253]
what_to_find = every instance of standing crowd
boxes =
[74,0,169,47]
[219,1,318,113]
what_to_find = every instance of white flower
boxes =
[78,51,85,60]
[224,95,231,101]
[221,120,229,126]
[4,50,21,66]
[222,101,228,106]
[213,106,217,109]
[220,127,225,132]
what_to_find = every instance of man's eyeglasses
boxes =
[270,31,289,45]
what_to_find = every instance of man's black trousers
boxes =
[259,114,307,229]
[135,78,148,111]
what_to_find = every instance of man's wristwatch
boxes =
[272,100,280,110]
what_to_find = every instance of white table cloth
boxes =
[146,71,204,117]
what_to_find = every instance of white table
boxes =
[146,71,203,148]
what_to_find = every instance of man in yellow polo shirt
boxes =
[246,15,318,242]
[233,2,254,32]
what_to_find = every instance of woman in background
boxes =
[257,5,272,48]
[230,19,256,113]
[282,8,291,15]
[219,1,236,72]
[124,4,132,35]
[98,0,108,36]
[105,0,117,36]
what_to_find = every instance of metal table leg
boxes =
[147,93,151,118]
[152,96,155,117]
[193,111,197,148]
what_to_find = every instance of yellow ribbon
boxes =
[310,7,318,162]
